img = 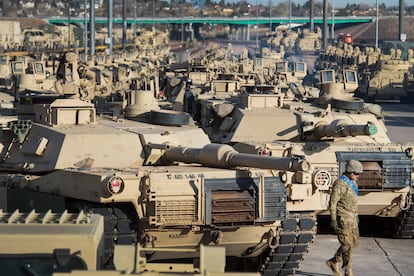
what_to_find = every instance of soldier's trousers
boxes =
[331,214,360,270]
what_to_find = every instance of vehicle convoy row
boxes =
[318,43,414,103]
[166,46,414,240]
[0,52,316,276]
[0,38,413,276]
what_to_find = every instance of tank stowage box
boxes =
[0,210,104,273]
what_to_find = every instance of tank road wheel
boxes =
[150,110,191,126]
[261,212,317,276]
[331,97,365,111]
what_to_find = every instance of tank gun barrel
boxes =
[150,143,310,172]
[314,121,377,139]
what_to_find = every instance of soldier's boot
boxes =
[326,260,342,276]
[344,269,353,276]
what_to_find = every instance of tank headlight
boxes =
[107,176,125,194]
[313,170,332,188]
[258,147,271,156]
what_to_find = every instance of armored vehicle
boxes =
[0,51,317,275]
[183,67,414,238]
[0,54,15,91]
[294,28,322,55]
[403,70,414,102]
[318,44,413,103]
[356,56,410,102]
[0,210,258,276]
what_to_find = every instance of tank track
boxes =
[397,193,414,239]
[66,201,140,268]
[261,212,317,276]
[72,200,317,274]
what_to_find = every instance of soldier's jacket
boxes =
[330,175,360,254]
[329,176,358,222]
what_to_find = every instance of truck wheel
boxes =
[331,97,364,111]
[150,110,190,126]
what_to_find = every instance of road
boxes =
[297,234,414,276]
[381,103,414,143]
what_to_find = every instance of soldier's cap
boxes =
[345,159,363,173]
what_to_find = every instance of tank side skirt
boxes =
[261,212,317,276]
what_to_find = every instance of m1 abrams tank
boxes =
[184,67,414,238]
[356,54,410,102]
[318,44,413,103]
[0,54,316,276]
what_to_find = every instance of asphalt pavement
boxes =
[295,234,414,276]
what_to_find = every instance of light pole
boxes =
[331,0,335,40]
[323,0,328,49]
[67,4,71,48]
[84,0,88,55]
[152,0,155,30]
[181,0,184,43]
[399,0,404,41]
[133,0,137,36]
[269,0,272,32]
[375,0,379,49]
[289,0,292,30]
[108,0,113,55]
[122,0,127,50]
[90,0,95,56]
[256,0,259,53]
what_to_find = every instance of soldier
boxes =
[326,159,362,276]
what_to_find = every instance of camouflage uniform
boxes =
[329,175,360,271]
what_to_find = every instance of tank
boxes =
[402,48,414,103]
[318,44,413,103]
[294,28,322,55]
[0,55,316,275]
[262,27,321,56]
[0,210,259,276]
[357,56,410,102]
[179,62,414,239]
